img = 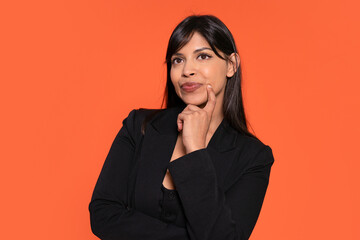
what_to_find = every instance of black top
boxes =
[89,107,275,240]
[159,184,186,227]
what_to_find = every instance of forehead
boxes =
[176,32,211,53]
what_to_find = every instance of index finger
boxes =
[203,84,216,115]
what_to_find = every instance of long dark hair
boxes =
[143,15,256,139]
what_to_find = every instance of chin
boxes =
[181,96,207,107]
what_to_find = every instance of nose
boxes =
[182,60,196,77]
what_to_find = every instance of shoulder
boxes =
[121,107,162,130]
[120,107,172,141]
[123,107,164,124]
[127,107,176,122]
[129,107,174,128]
[236,134,271,157]
[221,119,273,160]
[230,128,275,170]
[219,130,275,188]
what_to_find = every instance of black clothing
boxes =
[89,107,275,240]
[159,184,186,227]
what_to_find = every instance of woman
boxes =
[89,15,275,240]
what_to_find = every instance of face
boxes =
[170,32,234,108]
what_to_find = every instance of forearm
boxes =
[168,146,274,240]
[89,198,189,240]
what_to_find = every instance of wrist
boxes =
[185,144,206,154]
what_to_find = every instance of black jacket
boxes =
[89,107,275,240]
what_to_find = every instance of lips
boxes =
[180,82,203,92]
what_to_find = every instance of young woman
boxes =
[89,15,275,240]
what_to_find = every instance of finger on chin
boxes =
[187,104,200,111]
[204,85,216,113]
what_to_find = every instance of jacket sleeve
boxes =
[168,145,275,240]
[89,109,191,240]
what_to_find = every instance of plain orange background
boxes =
[1,0,359,239]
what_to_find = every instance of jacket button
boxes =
[168,192,175,200]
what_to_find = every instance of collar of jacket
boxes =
[148,106,238,153]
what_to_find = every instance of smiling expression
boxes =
[170,32,234,108]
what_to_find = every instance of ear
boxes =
[226,53,240,78]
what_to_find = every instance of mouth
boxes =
[180,82,203,93]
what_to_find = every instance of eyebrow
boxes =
[172,47,213,56]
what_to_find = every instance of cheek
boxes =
[170,68,179,81]
[203,64,227,87]
[170,70,176,84]
[170,69,180,92]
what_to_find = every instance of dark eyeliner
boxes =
[198,53,212,59]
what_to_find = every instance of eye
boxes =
[197,53,212,60]
[172,58,183,65]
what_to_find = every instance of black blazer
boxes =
[89,107,275,240]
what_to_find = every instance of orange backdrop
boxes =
[1,0,359,239]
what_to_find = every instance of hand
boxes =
[177,84,216,154]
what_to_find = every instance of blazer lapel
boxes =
[134,107,181,218]
[134,107,239,217]
[206,117,239,189]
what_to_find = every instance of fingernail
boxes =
[207,85,212,88]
